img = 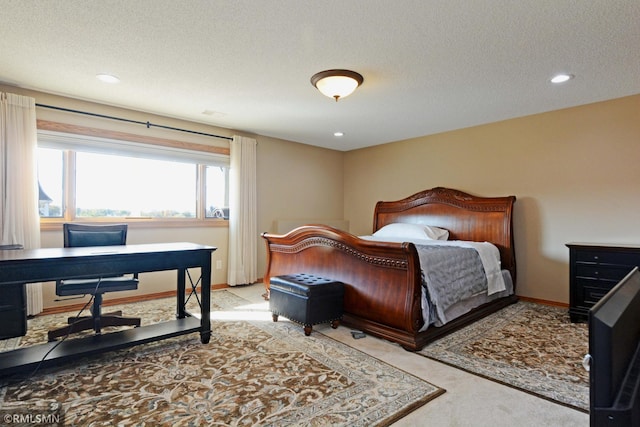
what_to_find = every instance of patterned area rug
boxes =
[0,291,444,426]
[0,295,203,351]
[419,301,588,412]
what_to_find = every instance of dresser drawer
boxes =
[575,264,636,281]
[574,250,640,266]
[574,278,616,307]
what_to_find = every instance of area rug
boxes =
[419,301,588,412]
[0,291,444,426]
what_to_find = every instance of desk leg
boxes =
[176,268,186,319]
[200,262,211,344]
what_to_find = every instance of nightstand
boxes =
[567,243,640,322]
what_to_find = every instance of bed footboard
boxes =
[262,225,425,341]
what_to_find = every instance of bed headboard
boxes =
[373,187,517,283]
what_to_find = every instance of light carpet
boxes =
[418,301,588,412]
[1,291,444,426]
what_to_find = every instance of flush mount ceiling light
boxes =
[550,73,574,84]
[311,69,363,101]
[96,73,120,84]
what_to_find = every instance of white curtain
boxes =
[227,135,257,286]
[0,92,42,315]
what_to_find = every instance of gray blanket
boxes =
[416,244,488,324]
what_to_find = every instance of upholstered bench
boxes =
[269,273,344,336]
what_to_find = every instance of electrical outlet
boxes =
[216,260,223,269]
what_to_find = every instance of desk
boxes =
[0,242,216,376]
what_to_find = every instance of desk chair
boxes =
[47,223,141,341]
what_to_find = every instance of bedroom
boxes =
[1,1,638,307]
[1,86,637,308]
[1,1,639,425]
[1,77,638,427]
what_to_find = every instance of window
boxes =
[37,148,63,217]
[205,165,229,219]
[75,152,198,218]
[37,130,229,222]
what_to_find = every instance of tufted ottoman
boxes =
[269,273,344,336]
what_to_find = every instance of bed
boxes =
[261,187,517,351]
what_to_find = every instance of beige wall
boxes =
[256,135,345,277]
[344,94,640,304]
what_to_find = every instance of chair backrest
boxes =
[63,223,128,248]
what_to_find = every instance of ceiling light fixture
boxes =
[96,73,120,84]
[311,69,363,102]
[550,73,574,84]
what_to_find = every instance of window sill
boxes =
[40,218,229,232]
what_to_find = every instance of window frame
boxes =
[37,120,231,231]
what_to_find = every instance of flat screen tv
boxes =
[589,266,640,426]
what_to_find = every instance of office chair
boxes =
[47,223,141,341]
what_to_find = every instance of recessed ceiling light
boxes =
[96,74,120,84]
[334,132,344,137]
[550,73,574,84]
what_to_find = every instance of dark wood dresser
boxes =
[567,243,640,322]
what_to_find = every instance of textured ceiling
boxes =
[1,0,639,151]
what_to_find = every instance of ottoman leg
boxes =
[272,313,279,322]
[304,325,312,336]
[330,319,340,329]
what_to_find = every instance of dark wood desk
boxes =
[0,242,216,376]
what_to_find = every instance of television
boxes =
[589,266,640,426]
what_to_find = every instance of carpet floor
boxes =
[0,291,444,426]
[418,301,588,412]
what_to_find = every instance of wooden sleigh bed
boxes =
[261,187,517,351]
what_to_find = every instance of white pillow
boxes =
[372,223,449,241]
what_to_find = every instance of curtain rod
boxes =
[35,103,233,141]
